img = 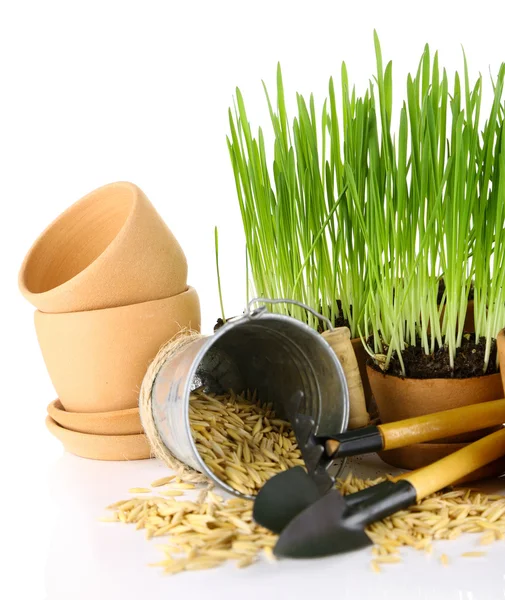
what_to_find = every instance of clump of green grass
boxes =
[363,37,505,375]
[227,63,371,335]
[226,32,505,375]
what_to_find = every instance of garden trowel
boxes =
[272,426,505,558]
[254,392,505,533]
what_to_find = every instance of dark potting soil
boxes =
[369,333,499,379]
[317,300,351,331]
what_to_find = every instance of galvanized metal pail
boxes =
[150,304,349,497]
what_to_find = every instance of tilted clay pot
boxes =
[19,181,188,312]
[45,416,151,460]
[47,400,142,435]
[35,287,200,413]
[368,365,505,469]
[498,329,505,392]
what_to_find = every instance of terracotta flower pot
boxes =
[367,365,505,469]
[19,181,188,313]
[45,416,151,460]
[35,287,200,413]
[47,400,142,435]
[498,329,505,392]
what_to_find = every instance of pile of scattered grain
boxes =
[103,479,276,574]
[102,387,505,575]
[338,473,505,572]
[102,472,505,575]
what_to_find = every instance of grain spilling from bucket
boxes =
[188,389,303,495]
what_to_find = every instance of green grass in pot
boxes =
[364,39,505,378]
[227,64,372,338]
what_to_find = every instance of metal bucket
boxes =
[150,305,349,498]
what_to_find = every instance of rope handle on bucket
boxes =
[245,297,369,429]
[245,297,334,331]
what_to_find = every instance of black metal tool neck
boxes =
[326,425,384,458]
[344,479,417,529]
[343,479,398,509]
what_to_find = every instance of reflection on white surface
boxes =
[44,453,505,600]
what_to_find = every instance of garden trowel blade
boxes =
[253,467,322,533]
[274,488,372,558]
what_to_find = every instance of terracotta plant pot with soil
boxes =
[47,400,142,435]
[498,329,505,392]
[368,359,504,469]
[35,286,201,413]
[45,416,151,460]
[19,181,188,313]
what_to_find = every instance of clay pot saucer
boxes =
[45,416,151,461]
[47,400,142,435]
[35,286,200,413]
[19,181,188,313]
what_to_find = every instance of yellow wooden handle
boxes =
[405,427,505,500]
[392,456,505,487]
[379,398,505,450]
[322,328,369,429]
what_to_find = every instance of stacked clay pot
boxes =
[19,182,201,460]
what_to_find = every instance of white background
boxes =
[1,1,505,598]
